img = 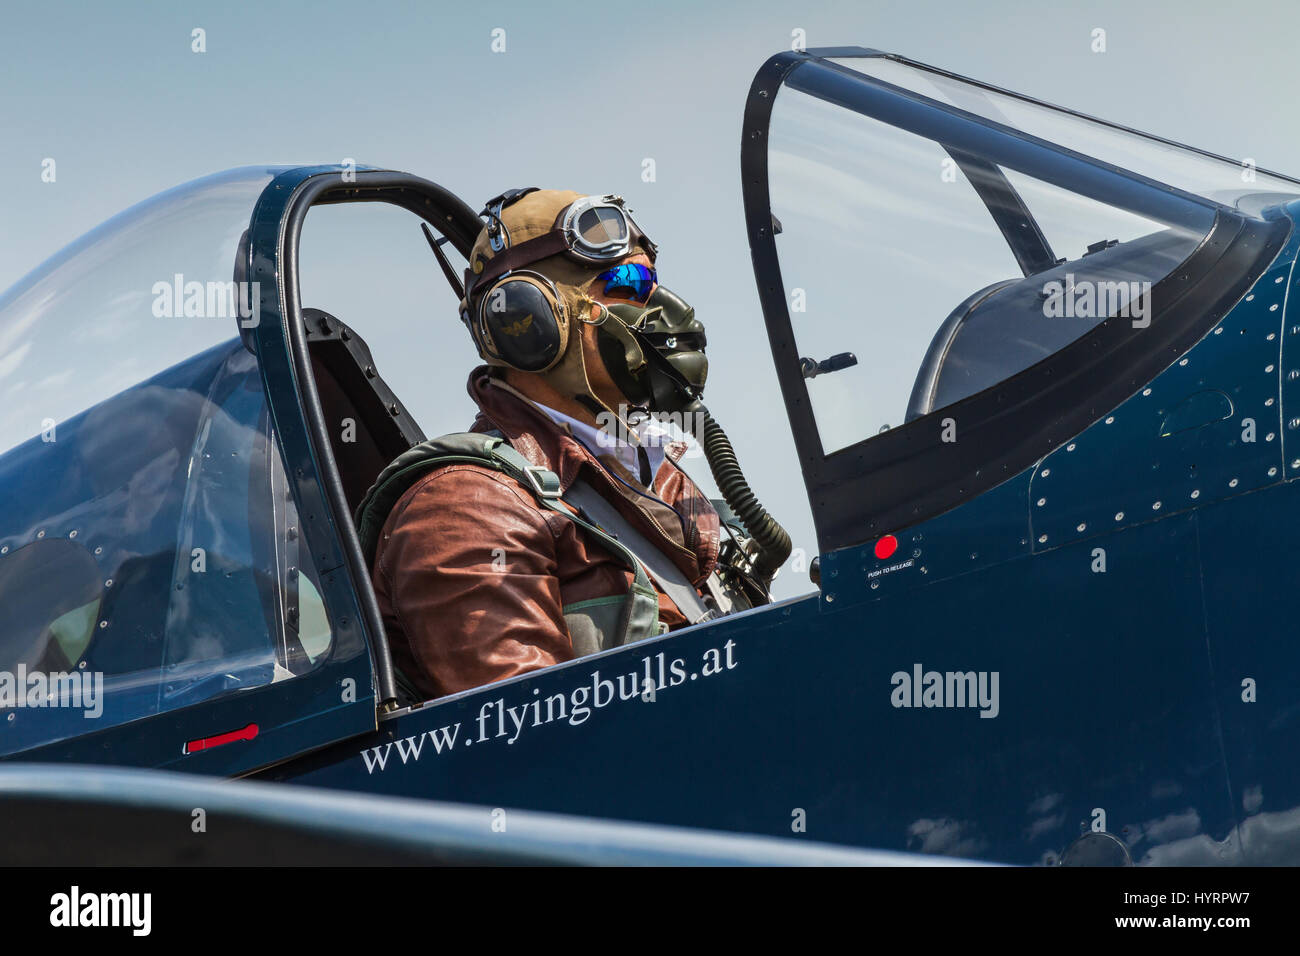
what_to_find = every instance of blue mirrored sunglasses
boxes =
[596,263,657,302]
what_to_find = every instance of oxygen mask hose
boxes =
[689,400,792,586]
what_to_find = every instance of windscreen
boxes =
[834,56,1300,212]
[768,61,1224,453]
[0,167,336,755]
[0,166,283,457]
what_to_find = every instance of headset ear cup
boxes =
[476,273,568,373]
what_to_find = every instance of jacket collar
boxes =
[465,366,717,583]
[467,369,592,492]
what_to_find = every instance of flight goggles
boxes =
[596,263,657,302]
[470,193,658,300]
[560,195,656,264]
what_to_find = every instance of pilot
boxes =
[364,188,763,701]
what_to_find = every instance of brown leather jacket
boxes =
[371,367,721,700]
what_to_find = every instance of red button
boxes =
[874,535,898,560]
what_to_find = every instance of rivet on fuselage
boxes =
[1152,501,1162,510]
[1229,478,1239,488]
[1114,512,1125,521]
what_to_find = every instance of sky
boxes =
[2,0,1299,599]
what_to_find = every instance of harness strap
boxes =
[563,480,718,625]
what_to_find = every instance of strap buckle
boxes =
[523,465,562,499]
[481,187,540,253]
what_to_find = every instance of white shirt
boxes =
[538,405,673,487]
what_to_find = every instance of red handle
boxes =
[184,722,259,755]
